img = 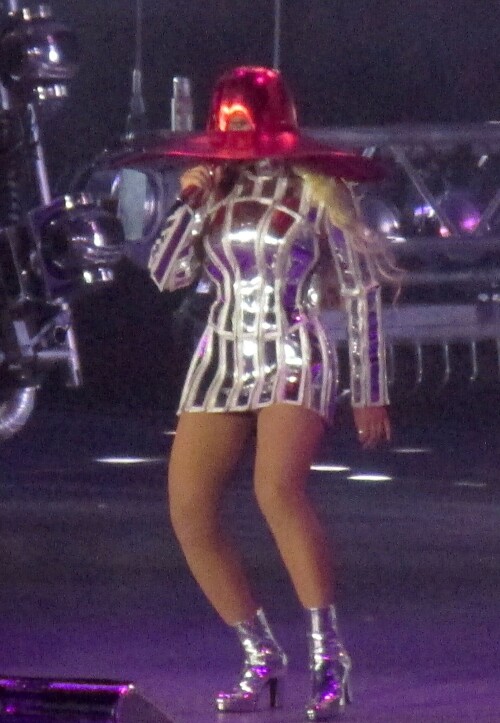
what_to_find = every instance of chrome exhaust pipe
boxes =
[0,386,37,440]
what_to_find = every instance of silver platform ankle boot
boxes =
[305,605,352,721]
[215,608,288,713]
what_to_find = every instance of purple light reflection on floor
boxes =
[0,409,498,722]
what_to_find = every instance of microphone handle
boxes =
[167,184,205,216]
[180,184,206,208]
[172,165,238,214]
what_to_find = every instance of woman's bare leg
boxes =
[168,411,258,624]
[254,404,334,608]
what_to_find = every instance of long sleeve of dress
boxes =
[148,202,207,292]
[324,216,390,408]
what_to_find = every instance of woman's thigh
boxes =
[168,411,255,507]
[254,403,326,497]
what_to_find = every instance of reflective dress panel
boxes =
[149,166,389,422]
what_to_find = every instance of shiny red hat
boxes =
[124,66,383,182]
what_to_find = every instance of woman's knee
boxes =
[169,490,218,549]
[254,476,307,526]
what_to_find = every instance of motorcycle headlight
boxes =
[29,193,125,290]
[83,166,180,268]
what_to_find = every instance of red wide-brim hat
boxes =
[115,67,384,183]
[116,129,382,182]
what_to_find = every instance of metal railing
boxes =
[313,123,500,390]
[313,123,500,255]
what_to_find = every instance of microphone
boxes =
[166,184,206,218]
[179,184,206,208]
[172,164,238,214]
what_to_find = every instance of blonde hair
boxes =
[294,166,401,288]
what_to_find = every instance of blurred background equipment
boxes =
[0,2,125,439]
[313,124,500,395]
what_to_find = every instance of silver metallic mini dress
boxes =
[149,164,389,422]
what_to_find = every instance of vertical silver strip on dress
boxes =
[254,174,284,407]
[206,192,237,410]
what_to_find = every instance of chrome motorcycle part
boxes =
[79,165,179,268]
[0,3,110,441]
[171,76,193,132]
[0,109,24,228]
[0,4,78,103]
[0,384,36,440]
[125,0,147,137]
[28,193,125,291]
[114,169,170,246]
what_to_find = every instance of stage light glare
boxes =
[405,199,439,236]
[414,204,436,219]
[94,456,164,465]
[310,464,350,472]
[392,447,432,454]
[438,190,481,236]
[348,473,393,483]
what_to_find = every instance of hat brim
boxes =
[110,129,384,182]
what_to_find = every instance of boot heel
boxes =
[215,608,288,713]
[216,671,286,713]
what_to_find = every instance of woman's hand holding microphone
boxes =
[179,165,220,208]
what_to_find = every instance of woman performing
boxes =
[148,66,393,720]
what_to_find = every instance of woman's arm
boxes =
[324,213,391,447]
[148,165,214,292]
[326,221,389,406]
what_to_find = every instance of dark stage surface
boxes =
[0,402,499,722]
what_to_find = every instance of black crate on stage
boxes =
[0,677,173,723]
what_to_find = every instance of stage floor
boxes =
[0,404,499,722]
